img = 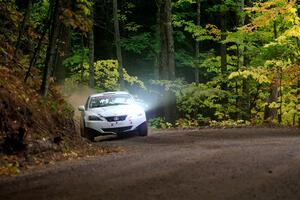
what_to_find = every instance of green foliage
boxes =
[198,50,220,75]
[149,117,173,129]
[229,69,271,84]
[175,49,194,67]
[63,47,89,67]
[60,0,93,33]
[150,79,185,94]
[176,83,225,121]
[224,0,300,125]
[121,32,152,54]
[174,0,196,8]
[145,0,299,127]
[173,19,221,42]
[2,0,300,130]
[175,118,199,128]
[124,22,142,32]
[30,0,49,30]
[67,59,145,91]
[207,0,241,13]
[94,60,145,91]
[209,119,250,127]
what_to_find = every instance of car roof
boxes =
[89,91,131,98]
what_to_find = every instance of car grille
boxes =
[105,115,127,122]
[102,126,132,133]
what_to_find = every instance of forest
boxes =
[0,0,300,130]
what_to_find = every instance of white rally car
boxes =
[78,91,148,140]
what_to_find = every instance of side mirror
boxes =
[78,105,85,111]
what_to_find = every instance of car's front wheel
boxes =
[80,120,96,141]
[80,119,87,137]
[138,122,148,137]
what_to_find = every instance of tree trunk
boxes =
[40,0,60,97]
[153,0,160,80]
[88,20,95,88]
[158,0,176,123]
[113,0,125,90]
[297,80,300,127]
[52,23,70,85]
[24,17,49,83]
[158,0,175,81]
[14,0,32,59]
[240,1,251,120]
[194,0,201,83]
[237,0,245,71]
[220,10,228,111]
[220,11,227,92]
[264,21,279,122]
[264,70,279,122]
[166,0,175,81]
[52,0,71,86]
[296,2,300,127]
[80,35,85,84]
[236,0,245,119]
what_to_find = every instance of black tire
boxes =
[138,122,148,137]
[80,119,87,137]
[85,128,97,142]
[80,120,96,142]
[87,130,95,142]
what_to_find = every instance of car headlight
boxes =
[88,115,102,121]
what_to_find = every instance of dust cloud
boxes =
[64,86,96,117]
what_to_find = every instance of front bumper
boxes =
[85,116,145,135]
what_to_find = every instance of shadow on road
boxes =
[94,132,138,142]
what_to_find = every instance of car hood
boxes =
[89,104,143,117]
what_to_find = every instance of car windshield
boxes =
[89,94,135,108]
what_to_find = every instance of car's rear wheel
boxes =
[138,122,148,137]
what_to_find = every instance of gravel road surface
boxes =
[1,128,300,200]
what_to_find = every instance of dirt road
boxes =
[1,128,300,200]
